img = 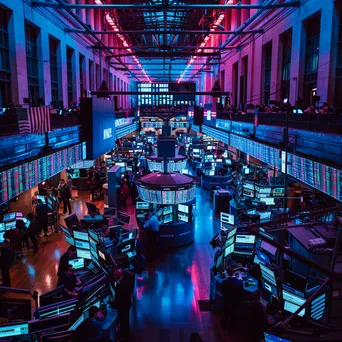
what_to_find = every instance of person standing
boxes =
[143,211,160,261]
[120,181,129,208]
[26,213,38,252]
[36,199,50,236]
[113,269,134,342]
[59,179,72,215]
[57,245,76,286]
[221,266,244,332]
[0,239,14,287]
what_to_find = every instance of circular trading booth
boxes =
[146,154,187,173]
[135,172,196,248]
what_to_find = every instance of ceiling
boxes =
[109,0,222,82]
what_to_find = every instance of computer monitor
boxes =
[215,253,224,269]
[256,249,272,266]
[75,240,90,250]
[117,242,135,255]
[117,211,130,225]
[39,286,65,307]
[259,211,272,221]
[0,222,4,232]
[69,258,85,270]
[0,322,29,338]
[77,248,91,260]
[104,207,116,217]
[178,204,190,214]
[0,231,5,243]
[136,202,150,210]
[28,314,70,333]
[5,220,16,230]
[283,270,307,295]
[261,197,276,206]
[178,212,189,223]
[88,229,99,243]
[122,230,137,243]
[261,240,277,255]
[227,227,237,238]
[164,214,173,224]
[235,234,256,245]
[65,235,75,246]
[292,109,303,114]
[220,212,234,226]
[264,332,292,342]
[86,202,97,215]
[64,214,79,229]
[224,243,234,257]
[283,300,305,317]
[260,264,277,287]
[224,235,235,249]
[73,230,89,242]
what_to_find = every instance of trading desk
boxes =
[210,269,258,310]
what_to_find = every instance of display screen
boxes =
[284,301,305,317]
[235,234,256,245]
[227,227,237,238]
[69,258,85,270]
[162,191,175,204]
[0,144,83,205]
[178,213,189,223]
[163,206,173,215]
[256,249,271,266]
[3,213,15,222]
[224,243,234,257]
[75,240,90,250]
[287,153,314,188]
[260,264,277,286]
[261,240,277,255]
[220,212,234,225]
[178,204,189,214]
[5,221,16,230]
[224,236,235,248]
[76,248,91,259]
[88,230,99,243]
[215,253,224,269]
[314,162,342,201]
[0,222,4,232]
[163,214,173,224]
[136,202,150,210]
[264,333,292,342]
[175,190,187,203]
[261,197,275,206]
[73,231,89,242]
[260,211,272,221]
[0,323,29,338]
[118,211,130,225]
[65,235,75,246]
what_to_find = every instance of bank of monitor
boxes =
[0,322,29,338]
[73,230,89,242]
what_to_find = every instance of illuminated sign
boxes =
[103,128,113,140]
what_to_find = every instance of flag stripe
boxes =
[17,106,51,135]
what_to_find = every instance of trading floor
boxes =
[9,187,227,342]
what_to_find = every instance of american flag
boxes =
[17,106,51,135]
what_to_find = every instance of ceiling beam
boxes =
[32,2,301,10]
[91,91,228,95]
[106,51,219,58]
[89,45,239,50]
[65,28,263,35]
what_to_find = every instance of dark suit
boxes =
[221,276,244,331]
[0,245,14,287]
[36,203,50,234]
[57,251,72,286]
[115,274,134,340]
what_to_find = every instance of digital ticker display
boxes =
[0,143,84,204]
[287,153,314,187]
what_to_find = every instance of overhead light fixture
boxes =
[103,10,151,83]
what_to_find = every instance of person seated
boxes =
[72,306,109,341]
[61,265,82,297]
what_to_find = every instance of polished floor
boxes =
[8,187,233,342]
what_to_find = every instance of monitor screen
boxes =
[261,240,277,255]
[220,212,234,225]
[65,235,75,246]
[260,263,277,286]
[256,249,272,266]
[0,231,5,243]
[0,322,29,338]
[260,211,272,221]
[122,230,136,243]
[88,230,99,243]
[215,253,224,269]
[178,213,189,223]
[209,170,215,176]
[178,204,189,214]
[164,214,173,224]
[224,243,234,257]
[118,211,130,225]
[77,248,91,260]
[224,236,235,248]
[0,222,4,231]
[264,332,292,342]
[284,301,305,317]
[5,221,16,230]
[69,258,85,270]
[136,202,150,210]
[227,227,237,238]
[282,290,306,307]
[60,225,71,236]
[103,207,116,216]
[75,240,90,250]
[259,188,272,195]
[261,197,276,206]
[235,234,256,245]
[73,231,89,242]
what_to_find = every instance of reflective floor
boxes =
[9,187,232,341]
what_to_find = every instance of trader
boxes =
[57,245,77,286]
[36,199,50,236]
[59,179,72,215]
[221,266,244,332]
[61,264,82,297]
[0,239,14,287]
[113,269,135,342]
[72,306,109,341]
[143,211,160,261]
[26,213,39,252]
